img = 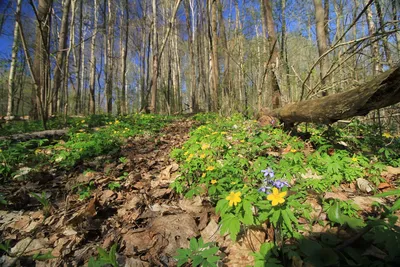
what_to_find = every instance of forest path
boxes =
[0,118,211,266]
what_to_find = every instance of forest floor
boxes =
[0,114,400,267]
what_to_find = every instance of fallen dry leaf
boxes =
[201,219,219,243]
[356,178,374,193]
[324,192,348,201]
[150,214,198,255]
[352,196,384,211]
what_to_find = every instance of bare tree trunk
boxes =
[184,0,196,112]
[313,0,329,96]
[106,0,115,114]
[89,0,98,114]
[280,0,291,103]
[74,0,83,114]
[210,0,219,112]
[394,0,400,57]
[150,0,158,113]
[32,0,53,127]
[374,0,392,67]
[216,0,230,113]
[364,0,383,75]
[262,0,281,109]
[120,0,129,115]
[52,0,71,115]
[6,0,22,120]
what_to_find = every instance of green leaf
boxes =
[299,239,322,257]
[192,255,204,266]
[281,210,293,233]
[320,248,339,266]
[270,209,281,227]
[206,255,220,263]
[390,198,400,212]
[33,251,56,261]
[327,201,345,225]
[190,237,199,251]
[220,214,241,241]
[374,189,400,197]
[97,247,109,259]
[200,247,219,258]
[343,215,365,229]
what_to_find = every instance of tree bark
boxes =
[6,0,22,120]
[52,0,71,115]
[313,0,329,96]
[263,65,400,124]
[89,0,98,114]
[210,0,219,112]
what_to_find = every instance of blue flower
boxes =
[261,167,274,178]
[258,186,272,194]
[272,180,289,189]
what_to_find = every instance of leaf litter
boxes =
[0,118,399,266]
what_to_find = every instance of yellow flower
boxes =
[0,149,2,153]
[81,120,85,123]
[200,153,206,159]
[231,181,236,185]
[184,151,189,156]
[240,140,245,143]
[212,132,218,135]
[201,143,210,150]
[267,188,287,206]
[243,184,247,188]
[351,157,358,162]
[206,166,215,171]
[202,173,206,178]
[211,179,217,185]
[186,154,194,161]
[114,131,117,134]
[382,132,392,138]
[226,191,241,207]
[290,149,297,153]
[221,132,227,135]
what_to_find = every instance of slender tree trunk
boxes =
[52,0,71,115]
[106,0,115,114]
[313,0,330,96]
[6,0,22,120]
[210,0,219,112]
[89,0,98,114]
[74,0,83,114]
[120,0,129,115]
[32,0,53,127]
[262,0,281,109]
[184,0,196,112]
[365,0,382,75]
[374,0,392,67]
[150,0,158,113]
[280,0,291,102]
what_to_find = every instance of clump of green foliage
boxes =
[174,237,220,267]
[171,114,400,266]
[0,114,175,180]
[88,244,118,267]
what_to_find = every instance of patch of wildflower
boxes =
[226,191,241,207]
[267,187,287,206]
[206,166,215,171]
[259,167,289,194]
[382,132,392,138]
[201,143,210,150]
[211,179,217,185]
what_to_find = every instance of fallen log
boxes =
[262,64,400,124]
[0,129,68,142]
